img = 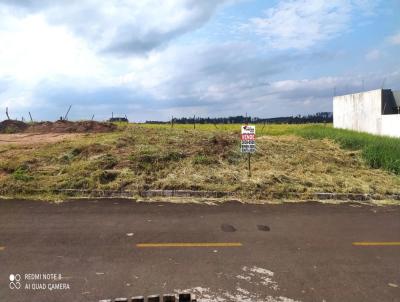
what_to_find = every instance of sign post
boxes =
[241,125,256,177]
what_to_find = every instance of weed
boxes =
[12,167,33,182]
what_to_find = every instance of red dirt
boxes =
[0,120,29,133]
[0,120,117,134]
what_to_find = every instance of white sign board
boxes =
[241,125,256,153]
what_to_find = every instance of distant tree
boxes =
[145,112,333,124]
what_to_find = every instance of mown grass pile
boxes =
[0,124,398,200]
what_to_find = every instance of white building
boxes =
[333,89,400,138]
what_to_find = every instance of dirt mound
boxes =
[0,120,117,134]
[0,120,29,133]
[27,120,117,133]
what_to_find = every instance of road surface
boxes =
[0,199,399,302]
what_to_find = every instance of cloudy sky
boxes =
[0,0,399,121]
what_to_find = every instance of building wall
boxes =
[333,89,400,138]
[381,115,400,138]
[333,89,383,135]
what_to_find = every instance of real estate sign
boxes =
[241,125,256,153]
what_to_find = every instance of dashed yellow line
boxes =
[136,242,243,248]
[353,242,400,246]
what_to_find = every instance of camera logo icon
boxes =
[9,274,21,290]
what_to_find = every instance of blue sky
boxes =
[0,0,399,121]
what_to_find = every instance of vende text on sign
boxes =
[241,125,256,153]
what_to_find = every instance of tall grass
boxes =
[291,126,400,175]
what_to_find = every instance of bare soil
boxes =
[0,120,117,134]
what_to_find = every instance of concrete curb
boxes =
[2,188,400,201]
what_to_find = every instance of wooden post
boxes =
[5,107,10,120]
[29,112,33,122]
[64,105,72,121]
[248,153,251,177]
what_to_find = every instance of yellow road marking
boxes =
[353,242,400,246]
[136,242,243,248]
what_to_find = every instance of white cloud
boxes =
[0,1,228,110]
[0,0,228,55]
[387,32,400,45]
[365,49,381,60]
[244,0,379,50]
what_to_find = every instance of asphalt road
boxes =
[0,199,399,302]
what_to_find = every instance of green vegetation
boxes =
[0,123,398,200]
[290,126,400,175]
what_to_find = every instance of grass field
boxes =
[0,123,399,200]
[143,123,400,175]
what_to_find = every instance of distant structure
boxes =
[109,117,128,122]
[333,89,400,138]
[108,112,128,123]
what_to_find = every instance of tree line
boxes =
[146,112,333,124]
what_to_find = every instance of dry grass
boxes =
[0,133,83,145]
[0,124,398,200]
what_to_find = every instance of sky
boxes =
[0,0,399,122]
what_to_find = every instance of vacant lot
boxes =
[0,133,83,145]
[0,123,398,200]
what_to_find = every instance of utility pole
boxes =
[29,112,33,122]
[91,114,95,121]
[193,115,196,129]
[5,107,10,120]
